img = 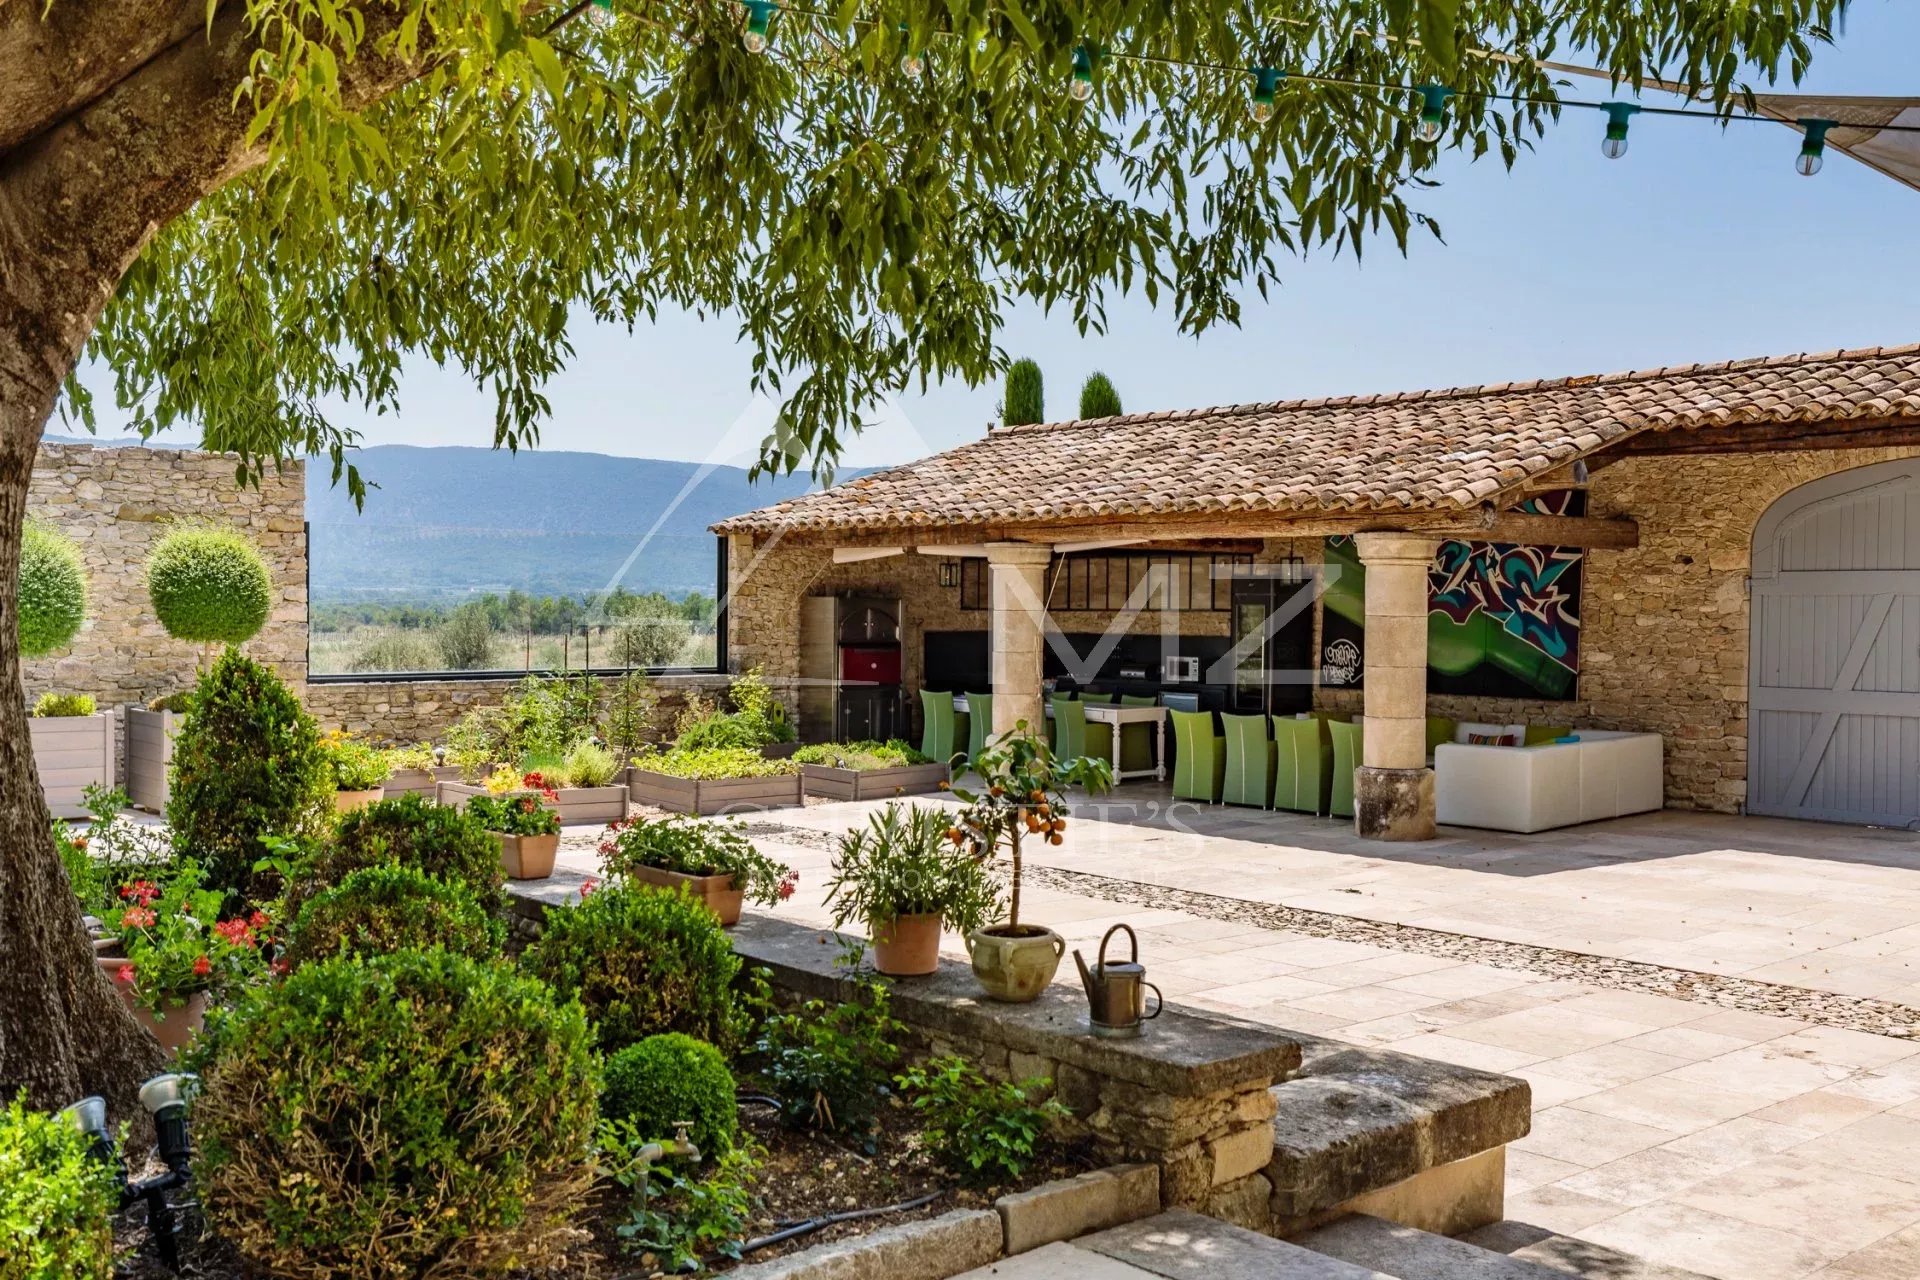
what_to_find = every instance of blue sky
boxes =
[92,1,1920,473]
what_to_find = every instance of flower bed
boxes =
[627,746,803,815]
[794,740,949,802]
[437,774,630,827]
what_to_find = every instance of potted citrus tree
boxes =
[597,813,795,927]
[951,723,1111,1002]
[823,802,1000,976]
[467,788,564,880]
[322,731,390,814]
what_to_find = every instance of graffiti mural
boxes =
[1319,491,1585,701]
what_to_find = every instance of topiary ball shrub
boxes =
[289,793,505,919]
[0,1094,116,1280]
[602,1033,738,1161]
[523,884,741,1055]
[193,949,598,1280]
[146,526,273,647]
[283,865,504,970]
[167,648,330,898]
[19,521,87,658]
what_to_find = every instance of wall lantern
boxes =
[938,560,959,588]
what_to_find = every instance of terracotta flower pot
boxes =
[626,865,744,926]
[965,925,1066,1003]
[98,954,207,1056]
[334,788,383,814]
[869,912,943,976]
[496,832,560,880]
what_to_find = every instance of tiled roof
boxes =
[715,344,1920,535]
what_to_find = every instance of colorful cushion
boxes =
[1466,731,1512,746]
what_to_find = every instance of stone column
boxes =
[986,542,1052,737]
[1353,532,1439,841]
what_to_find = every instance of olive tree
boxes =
[0,0,1849,1115]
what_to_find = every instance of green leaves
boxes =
[66,0,1848,487]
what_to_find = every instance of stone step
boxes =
[1462,1220,1720,1280]
[1297,1214,1716,1280]
[1074,1210,1394,1279]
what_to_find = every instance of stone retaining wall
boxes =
[302,671,731,744]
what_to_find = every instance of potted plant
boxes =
[950,723,1112,1002]
[823,802,1001,976]
[626,745,803,815]
[467,788,564,880]
[94,862,269,1054]
[322,731,390,813]
[28,693,115,820]
[436,742,629,825]
[793,740,950,801]
[380,741,462,797]
[597,813,796,927]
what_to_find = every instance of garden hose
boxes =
[721,1189,947,1264]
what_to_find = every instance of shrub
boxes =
[146,690,193,713]
[673,669,792,750]
[346,628,442,674]
[610,611,685,668]
[167,648,330,897]
[563,739,620,788]
[602,1033,738,1159]
[750,980,902,1138]
[1078,370,1123,419]
[283,865,503,968]
[630,746,797,780]
[789,739,931,769]
[320,731,389,792]
[382,741,438,772]
[146,526,273,647]
[0,1093,115,1280]
[31,692,96,717]
[1001,356,1045,425]
[523,883,741,1054]
[436,601,497,670]
[896,1056,1069,1186]
[598,815,797,907]
[292,793,505,916]
[824,802,1001,935]
[19,522,88,659]
[193,949,598,1280]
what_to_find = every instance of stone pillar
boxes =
[1353,532,1439,841]
[986,542,1052,737]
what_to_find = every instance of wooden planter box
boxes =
[125,707,180,813]
[760,742,803,761]
[625,865,744,925]
[800,761,950,802]
[626,767,804,816]
[435,781,629,827]
[384,765,464,798]
[31,713,115,820]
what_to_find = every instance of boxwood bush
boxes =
[146,525,273,647]
[193,949,598,1280]
[289,792,505,917]
[0,1094,115,1280]
[167,648,331,897]
[283,865,504,969]
[522,883,740,1054]
[602,1033,738,1161]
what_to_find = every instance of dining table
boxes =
[951,693,1167,783]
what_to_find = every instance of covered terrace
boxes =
[717,344,1920,840]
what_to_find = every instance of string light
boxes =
[1601,102,1641,159]
[586,0,616,29]
[1797,118,1834,176]
[1250,68,1282,124]
[898,24,925,77]
[1414,83,1454,141]
[742,0,777,53]
[1069,45,1096,102]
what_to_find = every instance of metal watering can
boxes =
[1073,923,1164,1039]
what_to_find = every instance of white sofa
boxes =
[1434,730,1664,833]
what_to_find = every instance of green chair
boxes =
[1050,695,1088,762]
[1221,713,1275,808]
[1425,716,1457,760]
[920,689,962,766]
[1118,694,1159,775]
[1327,718,1364,820]
[965,692,994,764]
[1271,714,1331,814]
[1169,709,1226,804]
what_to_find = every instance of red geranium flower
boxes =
[214,918,256,947]
[248,909,271,930]
[777,875,798,902]
[579,878,598,899]
[116,963,136,984]
[192,955,212,977]
[120,906,157,930]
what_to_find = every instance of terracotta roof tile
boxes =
[716,346,1920,536]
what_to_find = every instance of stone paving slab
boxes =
[1078,1211,1391,1280]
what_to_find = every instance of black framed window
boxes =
[1045,551,1250,612]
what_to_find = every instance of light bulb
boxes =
[1796,149,1824,177]
[1251,99,1274,124]
[1416,117,1444,142]
[1249,68,1280,125]
[743,28,768,52]
[1599,103,1639,162]
[1796,119,1833,177]
[1068,75,1094,102]
[1602,133,1629,160]
[585,0,616,30]
[742,1,775,53]
[900,51,924,77]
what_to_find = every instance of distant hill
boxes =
[305,445,850,603]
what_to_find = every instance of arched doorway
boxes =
[1749,457,1920,825]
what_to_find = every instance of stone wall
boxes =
[302,671,732,745]
[24,443,308,709]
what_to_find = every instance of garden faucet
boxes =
[634,1121,701,1177]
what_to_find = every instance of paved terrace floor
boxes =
[558,789,1920,1280]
